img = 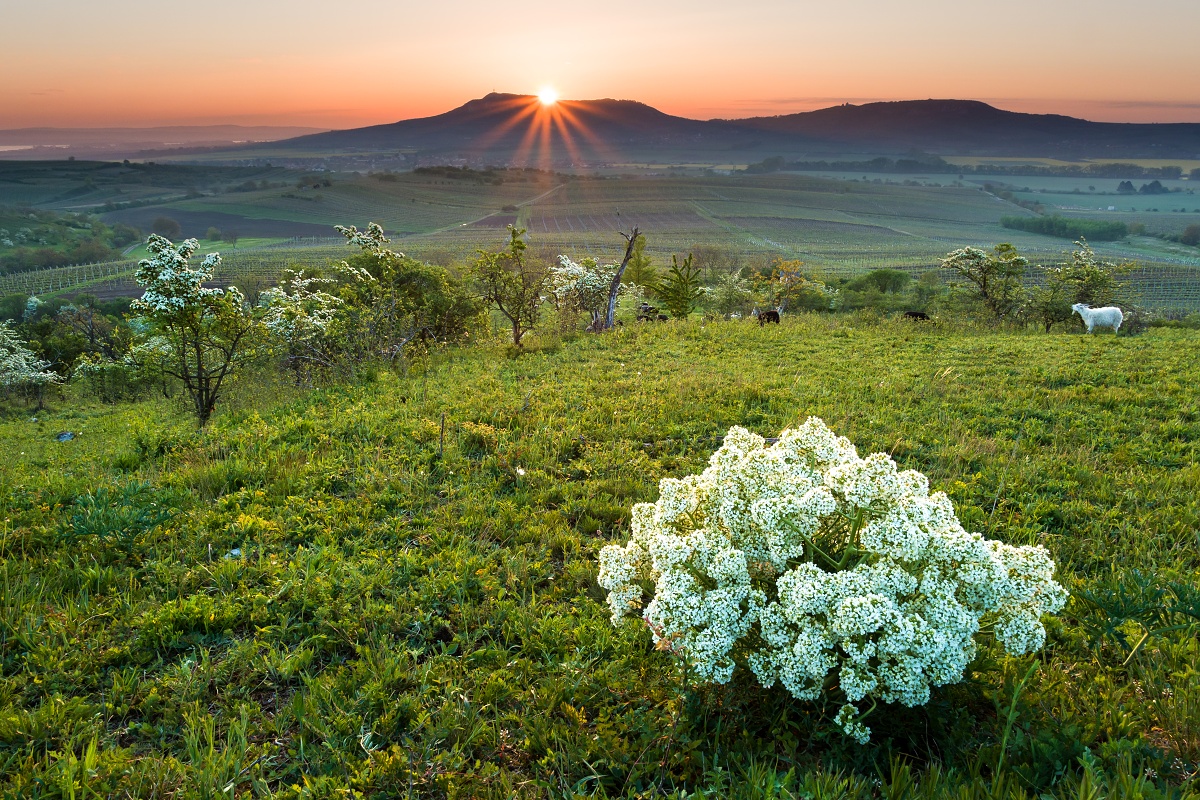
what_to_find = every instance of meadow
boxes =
[2,316,1198,798]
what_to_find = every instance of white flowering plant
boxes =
[260,269,344,382]
[131,235,259,426]
[551,255,626,330]
[598,418,1066,743]
[1,321,60,405]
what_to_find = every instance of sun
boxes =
[537,86,559,106]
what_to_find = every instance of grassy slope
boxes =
[2,318,1198,797]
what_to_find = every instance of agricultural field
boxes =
[0,161,296,211]
[1,318,1198,797]
[3,166,1200,312]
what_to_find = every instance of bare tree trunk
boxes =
[602,227,641,331]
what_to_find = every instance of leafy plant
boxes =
[654,253,704,319]
[469,225,549,346]
[64,480,175,558]
[941,243,1028,322]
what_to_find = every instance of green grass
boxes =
[1,317,1198,797]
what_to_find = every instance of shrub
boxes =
[598,419,1066,743]
[336,222,483,358]
[131,235,259,426]
[940,244,1027,322]
[0,320,60,406]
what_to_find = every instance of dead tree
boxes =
[602,227,642,331]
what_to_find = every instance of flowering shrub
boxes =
[551,255,625,330]
[260,269,343,382]
[132,235,258,426]
[598,418,1066,742]
[1,321,59,403]
[335,222,482,358]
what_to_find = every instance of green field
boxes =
[2,318,1198,797]
[0,161,295,211]
[3,165,1200,312]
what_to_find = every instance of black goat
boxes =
[753,308,780,326]
[637,303,668,322]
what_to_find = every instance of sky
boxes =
[3,0,1199,129]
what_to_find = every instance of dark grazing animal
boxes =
[637,302,668,322]
[753,307,780,326]
[902,311,931,321]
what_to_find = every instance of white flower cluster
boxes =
[23,295,43,322]
[598,418,1066,743]
[551,255,622,322]
[0,321,59,390]
[260,269,343,343]
[131,235,229,315]
[335,222,396,261]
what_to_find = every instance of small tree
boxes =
[552,255,619,331]
[940,243,1028,322]
[1029,238,1133,332]
[132,235,258,426]
[621,233,656,288]
[470,226,549,347]
[152,217,182,239]
[1063,238,1132,308]
[260,269,343,384]
[1027,270,1075,333]
[761,258,837,312]
[654,253,704,319]
[0,321,60,408]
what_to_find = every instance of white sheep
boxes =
[1072,303,1124,334]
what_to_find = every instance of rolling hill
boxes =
[247,94,1200,165]
[731,99,1200,158]
[256,92,787,165]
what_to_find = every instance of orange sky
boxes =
[3,0,1198,129]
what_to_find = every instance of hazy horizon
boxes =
[3,0,1198,129]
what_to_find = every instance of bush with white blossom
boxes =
[598,418,1066,743]
[260,269,344,381]
[1,321,60,398]
[131,234,258,426]
[551,255,626,330]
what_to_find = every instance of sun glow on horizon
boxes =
[537,86,559,105]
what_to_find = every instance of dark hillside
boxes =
[258,96,1200,162]
[731,99,1200,157]
[262,93,788,164]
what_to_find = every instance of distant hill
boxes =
[252,95,1200,165]
[730,100,1200,158]
[25,97,1196,167]
[264,93,783,164]
[0,125,328,160]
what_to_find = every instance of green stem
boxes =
[994,661,1038,792]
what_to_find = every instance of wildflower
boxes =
[598,417,1066,741]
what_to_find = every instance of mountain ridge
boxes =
[257,94,1200,163]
